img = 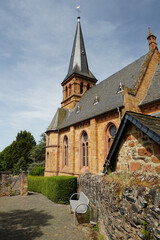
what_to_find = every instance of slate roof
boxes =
[103,111,160,172]
[47,53,147,131]
[140,63,160,106]
[62,17,97,84]
[47,108,68,131]
[127,111,160,137]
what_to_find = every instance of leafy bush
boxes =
[28,175,77,204]
[29,165,45,176]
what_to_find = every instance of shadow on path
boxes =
[0,209,53,240]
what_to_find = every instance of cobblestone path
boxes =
[0,192,88,240]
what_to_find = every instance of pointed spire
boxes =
[147,27,158,50]
[147,26,155,39]
[63,17,96,81]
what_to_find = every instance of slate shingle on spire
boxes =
[63,17,97,83]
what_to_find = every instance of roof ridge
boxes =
[139,63,160,106]
[96,54,147,87]
[128,48,155,95]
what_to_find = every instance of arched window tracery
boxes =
[69,84,71,96]
[80,131,89,168]
[62,135,69,167]
[65,86,68,98]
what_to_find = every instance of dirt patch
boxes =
[80,224,99,240]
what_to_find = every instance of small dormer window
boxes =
[76,106,80,113]
[93,95,99,105]
[117,81,124,94]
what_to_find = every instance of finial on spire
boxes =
[147,26,155,39]
[76,5,81,18]
[147,26,158,50]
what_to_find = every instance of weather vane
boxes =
[76,5,80,18]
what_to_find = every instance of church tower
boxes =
[61,17,97,110]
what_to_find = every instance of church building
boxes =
[45,17,160,177]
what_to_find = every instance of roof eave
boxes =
[58,106,124,130]
[61,72,97,86]
[104,111,160,172]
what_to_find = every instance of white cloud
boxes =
[0,0,160,151]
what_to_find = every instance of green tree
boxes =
[0,130,36,172]
[29,133,46,164]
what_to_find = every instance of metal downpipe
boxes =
[56,129,60,176]
[117,107,121,124]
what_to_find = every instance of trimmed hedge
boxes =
[29,165,45,176]
[28,175,77,204]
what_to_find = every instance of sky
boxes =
[0,0,160,151]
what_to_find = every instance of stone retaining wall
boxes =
[79,173,160,240]
[0,171,28,197]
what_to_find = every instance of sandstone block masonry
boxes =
[0,171,28,197]
[79,173,160,240]
[115,124,160,175]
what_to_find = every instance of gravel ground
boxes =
[0,192,88,240]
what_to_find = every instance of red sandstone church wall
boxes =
[45,111,122,176]
[96,111,120,173]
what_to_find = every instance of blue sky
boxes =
[0,0,160,151]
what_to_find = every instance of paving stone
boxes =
[0,192,87,240]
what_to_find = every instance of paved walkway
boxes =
[0,192,88,240]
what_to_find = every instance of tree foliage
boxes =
[29,133,46,164]
[0,130,36,172]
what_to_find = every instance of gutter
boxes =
[56,129,60,176]
[117,107,121,124]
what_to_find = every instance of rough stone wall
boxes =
[0,172,28,197]
[79,173,160,240]
[115,124,160,175]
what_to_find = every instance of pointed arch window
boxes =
[62,136,69,167]
[80,82,83,94]
[81,131,89,168]
[69,84,71,96]
[105,124,117,158]
[87,84,90,90]
[65,86,68,98]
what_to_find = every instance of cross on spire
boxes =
[76,5,81,17]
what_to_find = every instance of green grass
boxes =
[99,234,104,240]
